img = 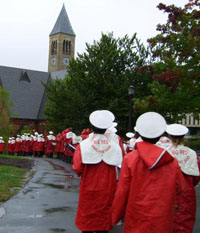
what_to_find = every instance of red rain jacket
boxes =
[173,157,200,233]
[14,140,21,153]
[24,140,32,152]
[73,145,119,232]
[32,139,38,152]
[37,141,44,152]
[0,142,4,152]
[55,134,62,153]
[112,142,186,233]
[81,129,90,140]
[45,137,56,154]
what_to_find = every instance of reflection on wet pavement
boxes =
[50,228,67,232]
[46,160,71,174]
[0,158,80,233]
[45,206,73,214]
[27,214,43,218]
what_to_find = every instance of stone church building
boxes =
[0,5,75,134]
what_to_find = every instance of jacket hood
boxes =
[81,128,90,135]
[62,128,71,134]
[136,142,174,169]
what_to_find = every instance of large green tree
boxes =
[45,33,152,135]
[134,0,200,122]
[0,87,13,140]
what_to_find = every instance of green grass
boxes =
[0,154,25,159]
[0,164,27,202]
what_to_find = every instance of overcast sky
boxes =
[0,0,188,72]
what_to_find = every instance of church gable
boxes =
[0,66,50,120]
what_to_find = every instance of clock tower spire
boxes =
[48,4,75,76]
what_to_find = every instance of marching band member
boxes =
[0,136,4,154]
[73,110,123,233]
[166,124,200,233]
[112,112,186,233]
[45,131,56,158]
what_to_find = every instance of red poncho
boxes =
[168,145,200,233]
[73,133,124,232]
[112,142,186,233]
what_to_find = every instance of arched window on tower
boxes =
[51,41,54,54]
[63,40,66,53]
[51,40,57,55]
[68,41,71,55]
[55,41,57,53]
[66,41,69,54]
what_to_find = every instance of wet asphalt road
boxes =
[0,158,122,233]
[0,157,199,233]
[0,158,80,233]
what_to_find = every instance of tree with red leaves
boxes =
[134,0,200,123]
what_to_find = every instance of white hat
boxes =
[34,132,38,136]
[166,124,188,136]
[112,122,118,127]
[49,131,53,135]
[89,110,114,129]
[101,110,115,122]
[66,132,74,139]
[126,132,135,138]
[136,112,166,139]
[108,127,117,133]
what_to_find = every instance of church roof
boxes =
[50,4,75,36]
[0,66,50,120]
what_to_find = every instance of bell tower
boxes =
[48,4,75,75]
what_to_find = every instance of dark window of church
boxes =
[19,71,31,83]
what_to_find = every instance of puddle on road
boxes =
[46,160,71,175]
[44,183,67,189]
[42,172,68,177]
[43,203,49,207]
[45,206,73,214]
[44,183,78,191]
[30,160,79,192]
[27,214,43,218]
[0,207,6,218]
[22,186,43,195]
[34,177,44,183]
[50,228,67,232]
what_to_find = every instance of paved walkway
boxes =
[0,158,199,233]
[0,158,122,233]
[0,158,80,233]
